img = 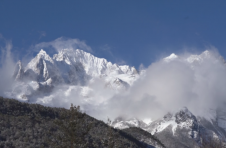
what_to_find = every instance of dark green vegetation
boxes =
[123,127,165,148]
[0,97,163,148]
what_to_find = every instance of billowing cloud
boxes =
[34,37,92,52]
[1,36,226,123]
[15,47,226,122]
[0,39,16,96]
[88,50,226,121]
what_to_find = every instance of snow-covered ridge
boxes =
[13,49,219,102]
[112,107,199,135]
[112,107,226,147]
[11,48,139,101]
[53,48,137,77]
[163,50,223,65]
[112,117,147,130]
[17,48,139,82]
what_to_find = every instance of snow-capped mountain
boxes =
[111,117,147,130]
[164,50,224,64]
[147,107,226,148]
[10,48,139,101]
[53,49,138,76]
[105,78,130,90]
[110,50,226,147]
[8,48,226,147]
[145,107,199,136]
[112,107,226,148]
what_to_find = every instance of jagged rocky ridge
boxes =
[112,107,226,148]
[10,49,139,101]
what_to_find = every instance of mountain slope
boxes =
[112,107,226,148]
[122,127,165,148]
[0,96,165,148]
[145,107,201,148]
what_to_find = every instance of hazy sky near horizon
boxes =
[1,1,226,68]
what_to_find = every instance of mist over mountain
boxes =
[1,39,226,147]
[3,44,139,119]
[1,40,226,121]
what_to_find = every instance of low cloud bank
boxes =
[39,47,226,121]
[97,50,226,121]
[0,37,226,122]
[0,39,16,96]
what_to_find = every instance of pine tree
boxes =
[104,118,116,148]
[52,104,92,148]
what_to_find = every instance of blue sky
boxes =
[1,0,226,68]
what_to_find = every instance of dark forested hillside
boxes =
[123,127,165,148]
[0,97,163,148]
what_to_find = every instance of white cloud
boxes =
[88,49,226,121]
[17,47,226,122]
[0,39,16,96]
[1,36,226,123]
[35,37,92,52]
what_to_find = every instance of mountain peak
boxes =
[164,53,178,62]
[12,48,139,102]
[202,50,210,55]
[36,49,54,64]
[174,107,196,125]
[58,48,87,55]
[177,107,191,115]
[200,50,211,59]
[186,50,212,63]
[38,49,47,55]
